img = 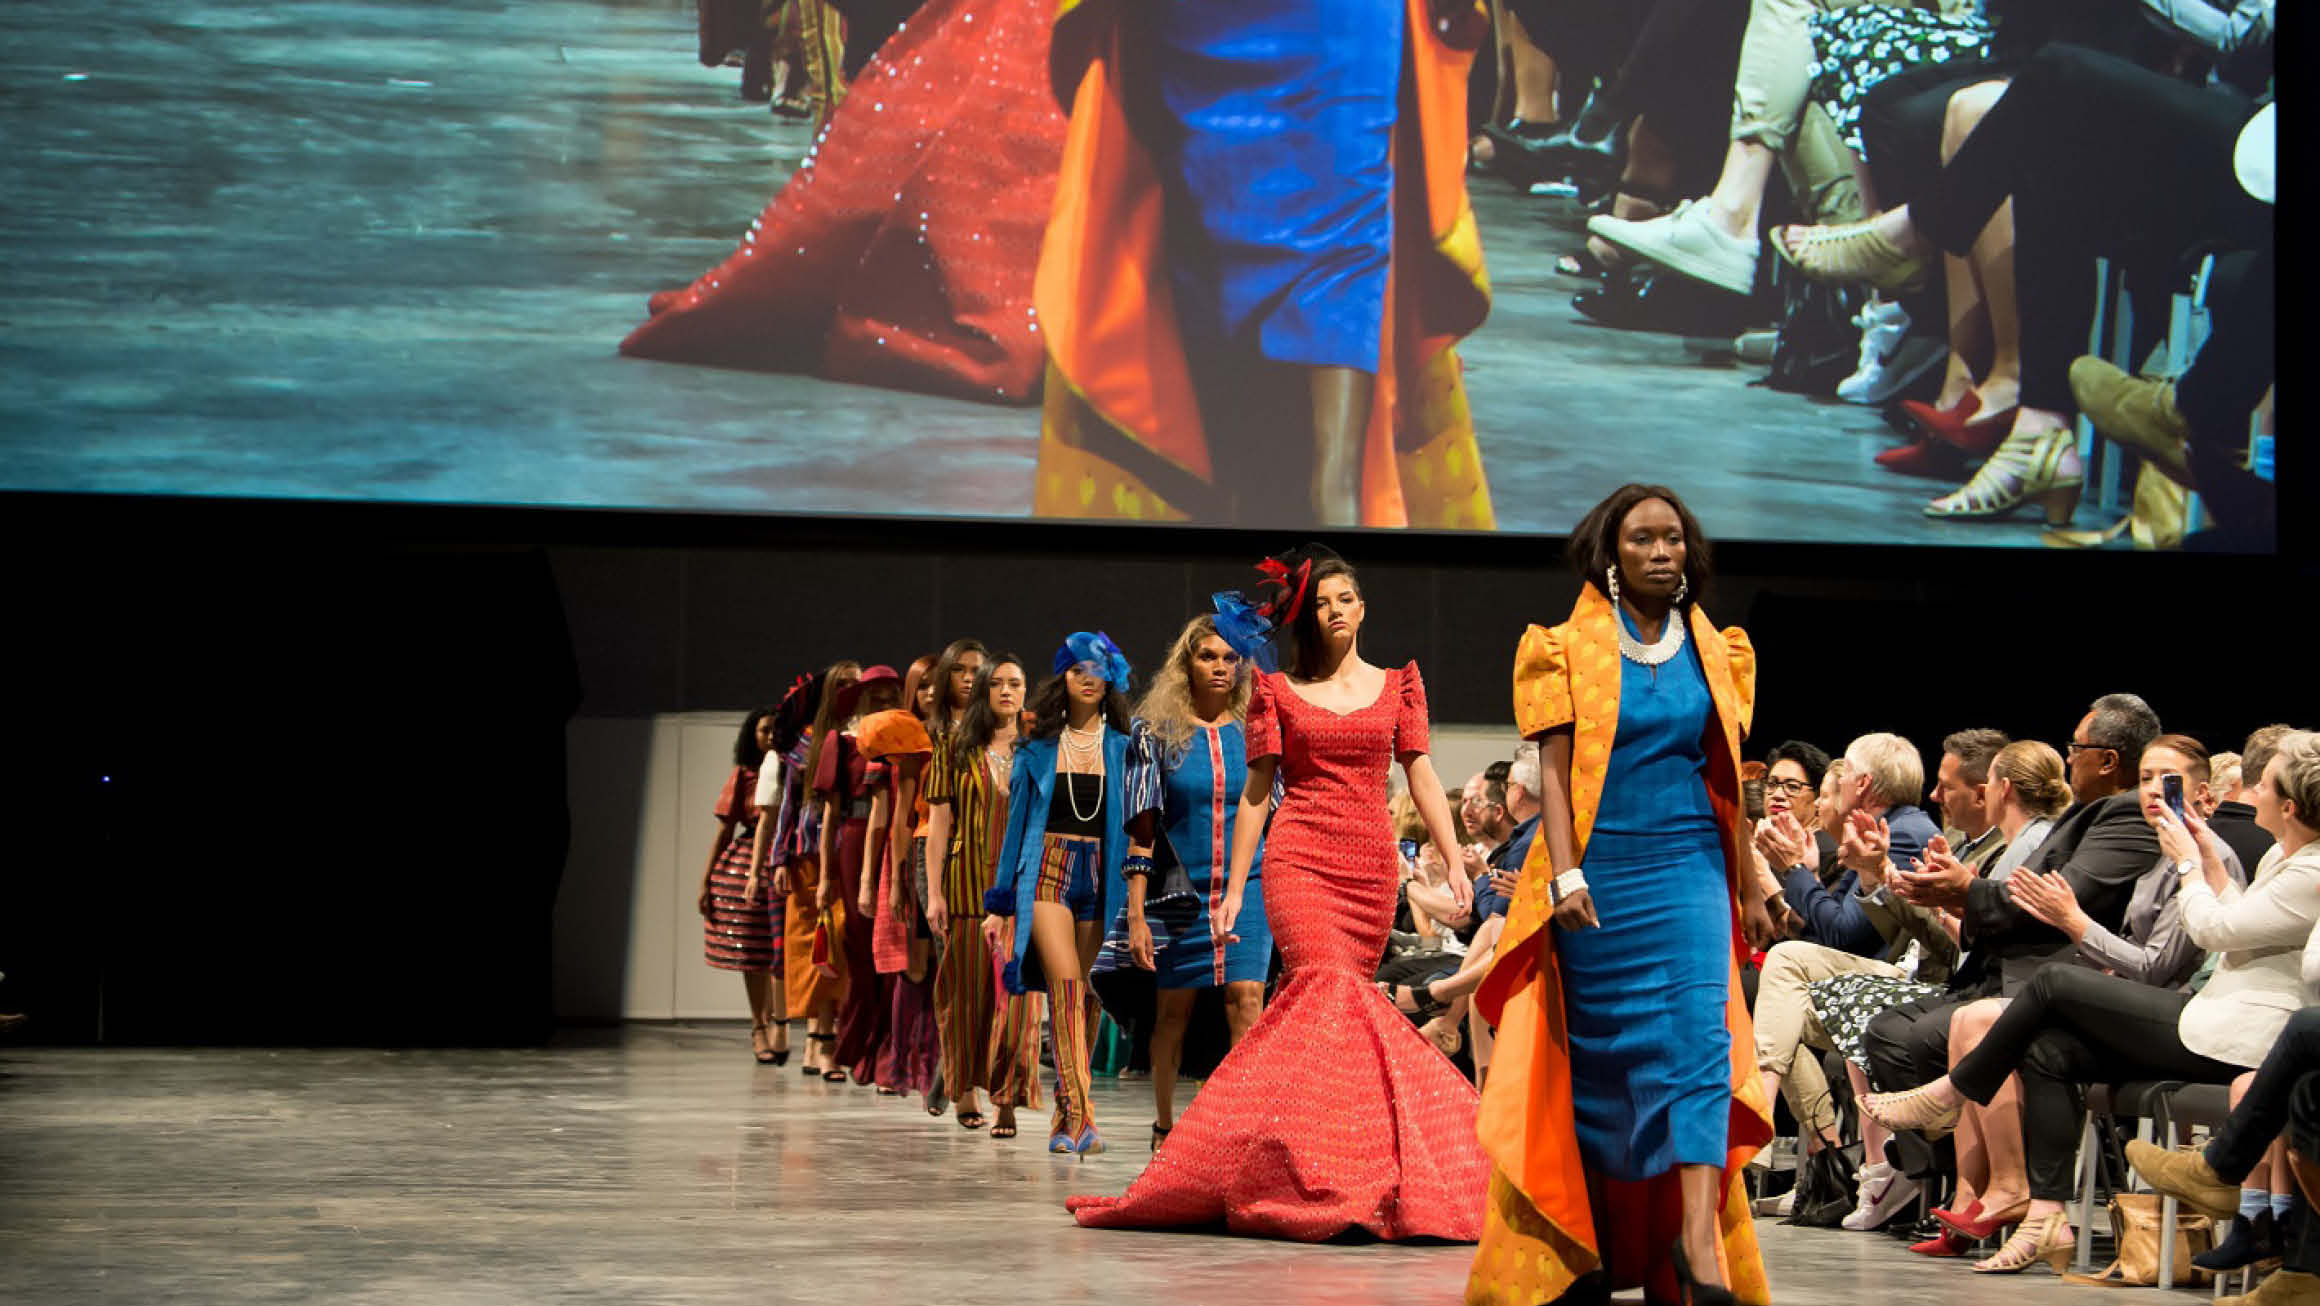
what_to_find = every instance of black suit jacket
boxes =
[1953,791,2160,995]
[2210,801,2277,879]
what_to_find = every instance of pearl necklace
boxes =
[1060,722,1103,824]
[1616,608,1687,666]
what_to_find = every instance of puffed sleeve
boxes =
[1512,623,1574,738]
[1720,624,1757,740]
[856,709,933,761]
[715,766,749,823]
[813,731,847,797]
[1244,672,1283,762]
[923,738,955,805]
[1394,662,1431,761]
[1124,719,1165,824]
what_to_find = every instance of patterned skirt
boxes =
[1807,971,1942,1068]
[704,823,783,973]
[1808,5,1993,154]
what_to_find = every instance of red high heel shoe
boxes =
[1902,392,2013,457]
[1911,1228,1975,1257]
[1875,436,1969,480]
[1938,1198,2030,1240]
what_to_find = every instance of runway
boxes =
[0,0,2073,543]
[3,1024,2124,1304]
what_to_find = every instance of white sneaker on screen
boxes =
[1837,300,1947,404]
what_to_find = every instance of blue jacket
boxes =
[1781,802,1941,958]
[985,726,1136,994]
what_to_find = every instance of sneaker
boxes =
[1843,1162,1923,1231]
[1587,200,1759,297]
[1733,329,1780,366]
[1753,1187,1796,1218]
[1837,301,1948,404]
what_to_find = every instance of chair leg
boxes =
[2160,1119,2181,1289]
[2077,1113,2102,1273]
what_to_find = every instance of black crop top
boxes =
[1046,770,1105,837]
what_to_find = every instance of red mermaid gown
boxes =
[618,0,1064,405]
[1068,663,1489,1241]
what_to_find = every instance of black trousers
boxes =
[1864,994,1960,1095]
[1910,43,2267,414]
[1950,965,2243,1201]
[1605,0,1748,192]
[2179,245,2278,547]
[2208,1007,2320,1181]
[1856,55,2015,213]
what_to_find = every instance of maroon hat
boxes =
[835,664,901,716]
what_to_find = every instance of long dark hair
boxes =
[925,637,990,734]
[951,654,1026,766]
[1283,554,1359,681]
[1568,483,1712,610]
[1025,673,1133,741]
[733,706,779,769]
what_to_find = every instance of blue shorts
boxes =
[1034,834,1103,922]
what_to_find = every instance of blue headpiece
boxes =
[1053,630,1133,694]
[1208,591,1278,673]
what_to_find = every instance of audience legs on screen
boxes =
[1774,44,2268,524]
[1588,0,1865,296]
[1572,0,1749,272]
[2076,244,2277,546]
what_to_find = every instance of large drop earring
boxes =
[1674,574,1690,604]
[1605,565,1621,604]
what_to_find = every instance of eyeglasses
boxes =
[1763,778,1816,796]
[2064,741,2116,757]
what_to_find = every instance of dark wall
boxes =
[6,493,2308,1045]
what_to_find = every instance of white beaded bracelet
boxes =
[1551,868,1589,903]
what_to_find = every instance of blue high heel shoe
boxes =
[1066,1122,1105,1156]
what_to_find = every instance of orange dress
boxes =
[1468,586,1774,1306]
[1027,0,1497,527]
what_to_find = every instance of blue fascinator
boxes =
[1053,630,1134,694]
[1208,591,1278,673]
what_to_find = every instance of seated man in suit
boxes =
[1861,693,2164,1094]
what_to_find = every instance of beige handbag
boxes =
[2043,462,2201,551]
[2062,1191,2215,1288]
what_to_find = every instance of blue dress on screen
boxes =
[1147,0,1400,373]
[1553,608,1733,1181]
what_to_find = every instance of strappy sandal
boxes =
[991,1107,1018,1140]
[750,1022,777,1064]
[805,1031,836,1078]
[1924,426,2083,527]
[1972,1210,2074,1274]
[957,1109,988,1130]
[1151,1123,1172,1150]
[1768,218,1930,294]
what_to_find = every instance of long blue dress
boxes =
[1553,608,1733,1181]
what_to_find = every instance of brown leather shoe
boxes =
[2070,356,2193,487]
[2126,1138,2240,1222]
[2219,1268,2320,1305]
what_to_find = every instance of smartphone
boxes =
[1398,838,1422,865]
[2162,773,2187,824]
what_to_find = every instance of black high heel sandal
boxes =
[1151,1123,1172,1150]
[1671,1239,1737,1306]
[805,1031,838,1078]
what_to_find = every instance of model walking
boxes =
[987,632,1141,1154]
[814,664,905,1085]
[1470,484,1777,1306]
[1097,601,1277,1146]
[702,706,788,1063]
[1069,546,1487,1239]
[927,654,1045,1139]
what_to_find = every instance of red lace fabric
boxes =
[619,0,1064,404]
[1068,664,1488,1241]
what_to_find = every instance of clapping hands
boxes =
[2008,869,2089,939]
[1839,809,1892,885]
[1753,811,1811,872]
[1892,834,1973,908]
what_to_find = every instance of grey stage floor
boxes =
[1,1023,2171,1305]
[0,0,2065,543]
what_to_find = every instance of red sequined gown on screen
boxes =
[618,0,1064,404]
[1068,663,1489,1241]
